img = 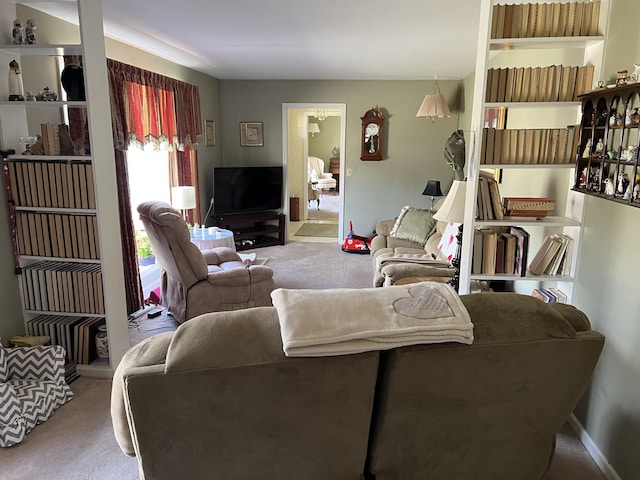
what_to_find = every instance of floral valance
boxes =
[107,59,203,151]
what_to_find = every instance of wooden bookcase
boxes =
[459,0,609,304]
[213,211,286,250]
[574,82,640,205]
[0,0,128,377]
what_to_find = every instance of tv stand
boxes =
[212,211,285,251]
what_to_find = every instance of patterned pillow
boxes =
[0,347,7,383]
[437,221,461,262]
[389,206,436,246]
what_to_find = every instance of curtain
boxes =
[106,59,203,314]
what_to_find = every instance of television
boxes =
[213,166,283,215]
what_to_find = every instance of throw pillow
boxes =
[389,206,436,246]
[437,221,460,262]
[0,346,6,382]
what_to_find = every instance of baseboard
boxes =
[568,414,622,480]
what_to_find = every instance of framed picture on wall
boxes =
[205,120,216,146]
[240,122,264,146]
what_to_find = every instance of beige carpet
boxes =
[0,241,607,480]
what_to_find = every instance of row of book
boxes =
[20,261,105,314]
[15,212,101,259]
[7,159,95,209]
[532,287,569,303]
[491,1,600,39]
[27,314,106,365]
[472,226,530,276]
[528,233,574,276]
[485,65,595,103]
[480,126,580,165]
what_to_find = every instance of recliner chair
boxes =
[137,201,275,323]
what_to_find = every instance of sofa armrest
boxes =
[379,263,454,286]
[375,219,396,237]
[111,332,173,456]
[201,247,242,265]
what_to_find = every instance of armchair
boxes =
[308,156,337,194]
[137,201,275,323]
[0,343,73,447]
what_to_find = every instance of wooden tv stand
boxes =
[212,211,285,251]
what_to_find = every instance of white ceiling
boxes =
[26,0,481,80]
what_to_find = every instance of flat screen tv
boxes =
[213,166,283,215]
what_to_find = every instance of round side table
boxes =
[190,228,235,251]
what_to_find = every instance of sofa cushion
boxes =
[389,207,436,246]
[460,292,577,344]
[0,348,6,383]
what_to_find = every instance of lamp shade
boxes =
[433,180,466,224]
[422,179,443,197]
[416,94,451,119]
[171,186,196,210]
[308,123,320,134]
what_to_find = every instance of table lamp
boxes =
[422,179,443,211]
[433,180,467,291]
[171,186,196,223]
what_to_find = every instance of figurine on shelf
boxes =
[582,138,592,158]
[630,64,640,83]
[610,111,623,127]
[596,111,608,126]
[621,146,635,161]
[633,183,640,202]
[607,149,618,160]
[617,172,629,195]
[36,86,57,101]
[25,18,36,45]
[616,70,628,86]
[8,60,25,101]
[624,184,633,200]
[12,19,24,45]
[594,138,605,157]
[604,177,615,195]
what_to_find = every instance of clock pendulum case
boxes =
[360,107,385,161]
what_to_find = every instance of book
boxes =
[529,235,563,275]
[547,287,568,304]
[510,226,530,277]
[472,228,484,274]
[532,288,553,303]
[495,234,505,274]
[503,197,555,215]
[501,233,517,275]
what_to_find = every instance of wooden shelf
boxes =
[213,211,286,251]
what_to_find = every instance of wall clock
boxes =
[360,107,384,161]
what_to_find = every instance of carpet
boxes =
[294,222,338,237]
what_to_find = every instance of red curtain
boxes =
[106,59,203,313]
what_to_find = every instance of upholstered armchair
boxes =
[137,201,275,323]
[308,181,320,209]
[0,343,73,447]
[308,156,337,194]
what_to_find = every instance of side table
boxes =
[190,228,235,251]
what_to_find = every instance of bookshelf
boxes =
[460,0,609,304]
[0,0,128,378]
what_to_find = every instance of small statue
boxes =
[25,18,36,45]
[594,138,605,156]
[582,138,592,158]
[12,19,24,45]
[604,177,615,195]
[8,59,24,101]
[624,184,632,201]
[621,146,635,161]
[610,112,623,127]
[616,70,628,86]
[630,64,640,83]
[617,172,629,195]
[607,149,617,160]
[633,183,640,202]
[596,111,608,126]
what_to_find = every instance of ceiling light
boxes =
[416,76,451,122]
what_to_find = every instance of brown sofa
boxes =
[112,292,604,480]
[371,204,454,287]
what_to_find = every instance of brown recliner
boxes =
[137,201,275,323]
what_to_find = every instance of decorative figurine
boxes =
[36,86,57,101]
[610,111,623,127]
[624,184,632,201]
[621,146,635,161]
[630,64,640,83]
[8,60,25,101]
[607,149,618,160]
[25,18,36,45]
[582,138,592,158]
[617,172,629,195]
[604,177,615,195]
[596,110,608,126]
[12,19,24,45]
[633,183,640,202]
[594,138,605,156]
[616,70,628,86]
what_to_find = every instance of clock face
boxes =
[360,108,384,161]
[366,123,379,136]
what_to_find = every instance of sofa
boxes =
[371,204,454,287]
[112,291,604,480]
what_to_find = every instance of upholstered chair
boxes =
[0,342,73,447]
[308,156,337,194]
[137,201,275,323]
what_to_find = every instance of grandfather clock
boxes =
[360,107,384,161]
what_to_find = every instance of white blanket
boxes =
[376,252,452,270]
[271,283,473,357]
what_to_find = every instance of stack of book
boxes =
[480,126,580,165]
[476,171,503,220]
[27,314,106,365]
[532,287,568,303]
[472,226,530,276]
[528,234,574,276]
[485,65,595,103]
[491,1,600,39]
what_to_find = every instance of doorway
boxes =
[282,103,346,243]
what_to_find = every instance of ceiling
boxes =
[26,0,481,80]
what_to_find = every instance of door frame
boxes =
[281,102,346,241]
